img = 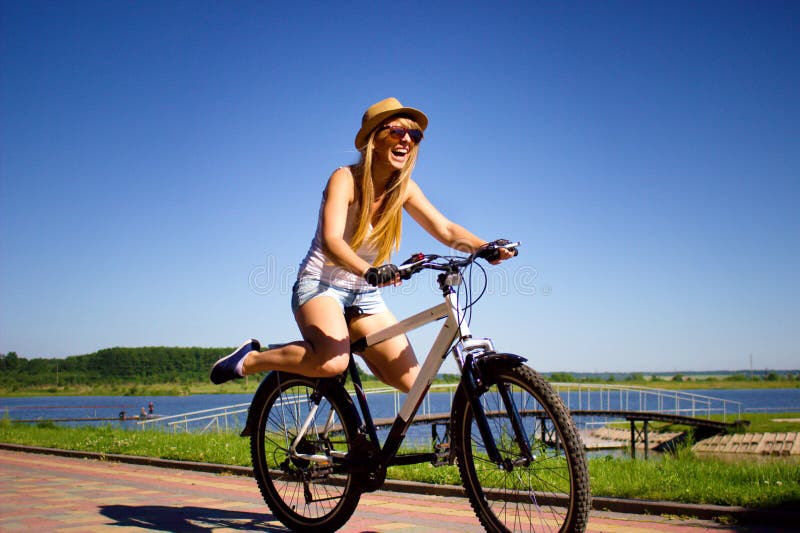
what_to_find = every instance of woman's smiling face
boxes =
[372,117,421,172]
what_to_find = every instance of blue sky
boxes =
[2,1,798,373]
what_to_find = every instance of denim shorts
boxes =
[291,277,388,315]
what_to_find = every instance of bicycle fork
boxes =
[461,351,535,468]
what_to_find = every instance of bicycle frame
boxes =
[289,269,532,477]
[351,290,462,463]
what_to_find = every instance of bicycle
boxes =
[241,241,591,532]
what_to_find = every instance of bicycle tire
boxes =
[450,355,591,532]
[249,371,361,532]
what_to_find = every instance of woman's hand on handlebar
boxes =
[477,239,520,264]
[383,240,520,285]
[488,246,516,265]
[364,264,401,287]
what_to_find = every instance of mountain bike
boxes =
[241,241,591,532]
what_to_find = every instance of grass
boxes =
[1,374,797,397]
[608,412,800,435]
[0,420,252,466]
[589,445,800,508]
[735,412,800,433]
[0,376,394,397]
[387,447,800,509]
[2,418,798,509]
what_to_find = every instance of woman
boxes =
[210,97,514,392]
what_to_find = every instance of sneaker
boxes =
[210,339,261,384]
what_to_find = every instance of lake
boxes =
[3,386,799,447]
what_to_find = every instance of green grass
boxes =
[609,412,800,435]
[2,419,798,509]
[387,461,462,485]
[387,444,800,509]
[589,446,799,508]
[0,376,392,397]
[0,420,252,466]
[1,374,797,397]
[735,412,800,433]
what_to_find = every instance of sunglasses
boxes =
[377,125,424,143]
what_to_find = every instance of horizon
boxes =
[2,346,796,376]
[2,2,798,374]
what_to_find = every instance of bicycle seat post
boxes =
[343,305,381,445]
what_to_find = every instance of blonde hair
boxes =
[350,116,421,265]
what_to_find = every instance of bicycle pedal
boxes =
[432,441,451,466]
[309,465,334,479]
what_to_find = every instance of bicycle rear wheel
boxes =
[249,371,361,532]
[451,356,590,532]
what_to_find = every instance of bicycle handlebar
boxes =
[396,240,520,281]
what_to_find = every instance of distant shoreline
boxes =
[1,376,797,397]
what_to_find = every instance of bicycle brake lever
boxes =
[398,253,427,280]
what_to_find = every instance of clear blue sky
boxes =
[2,1,798,373]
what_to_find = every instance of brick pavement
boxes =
[0,449,791,532]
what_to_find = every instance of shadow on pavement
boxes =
[99,505,288,532]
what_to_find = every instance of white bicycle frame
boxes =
[290,282,496,463]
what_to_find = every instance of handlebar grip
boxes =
[364,264,399,286]
[477,239,518,262]
[481,248,502,262]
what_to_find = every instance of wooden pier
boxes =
[693,432,800,456]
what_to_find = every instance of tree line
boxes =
[0,347,231,387]
[0,347,373,389]
[2,349,795,390]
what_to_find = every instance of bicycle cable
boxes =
[455,253,489,328]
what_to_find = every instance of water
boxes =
[3,387,799,445]
[690,388,800,413]
[0,394,252,428]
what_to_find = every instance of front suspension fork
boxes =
[461,353,534,466]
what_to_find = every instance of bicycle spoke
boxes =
[250,374,361,531]
[454,360,590,532]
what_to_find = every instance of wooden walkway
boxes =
[590,427,683,448]
[589,429,800,457]
[693,432,800,456]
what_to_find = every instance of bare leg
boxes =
[241,296,351,378]
[349,310,420,393]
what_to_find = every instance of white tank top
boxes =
[297,195,378,290]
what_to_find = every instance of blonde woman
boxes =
[211,97,515,392]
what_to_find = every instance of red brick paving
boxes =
[0,449,790,532]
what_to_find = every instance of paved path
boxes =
[0,449,791,532]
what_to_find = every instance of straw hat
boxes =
[354,97,428,150]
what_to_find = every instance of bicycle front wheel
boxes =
[451,356,591,532]
[249,371,361,532]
